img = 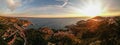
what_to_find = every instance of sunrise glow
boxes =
[75,0,106,17]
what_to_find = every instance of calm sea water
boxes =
[22,18,87,29]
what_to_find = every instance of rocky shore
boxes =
[0,16,120,45]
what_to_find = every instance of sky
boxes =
[0,0,120,17]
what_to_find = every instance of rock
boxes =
[0,16,31,45]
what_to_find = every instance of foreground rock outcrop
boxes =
[0,16,31,45]
[66,16,120,45]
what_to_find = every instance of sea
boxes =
[21,18,88,29]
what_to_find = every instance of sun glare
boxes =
[80,4,103,17]
[75,0,106,17]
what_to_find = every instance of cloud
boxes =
[6,0,67,11]
[27,5,63,11]
[25,5,67,13]
[6,0,22,11]
[56,0,69,7]
[22,0,33,4]
[24,5,73,15]
[6,0,33,11]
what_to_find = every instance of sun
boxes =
[80,4,103,17]
[75,0,106,17]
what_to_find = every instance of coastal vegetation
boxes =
[0,16,120,45]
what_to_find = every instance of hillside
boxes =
[0,16,120,45]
